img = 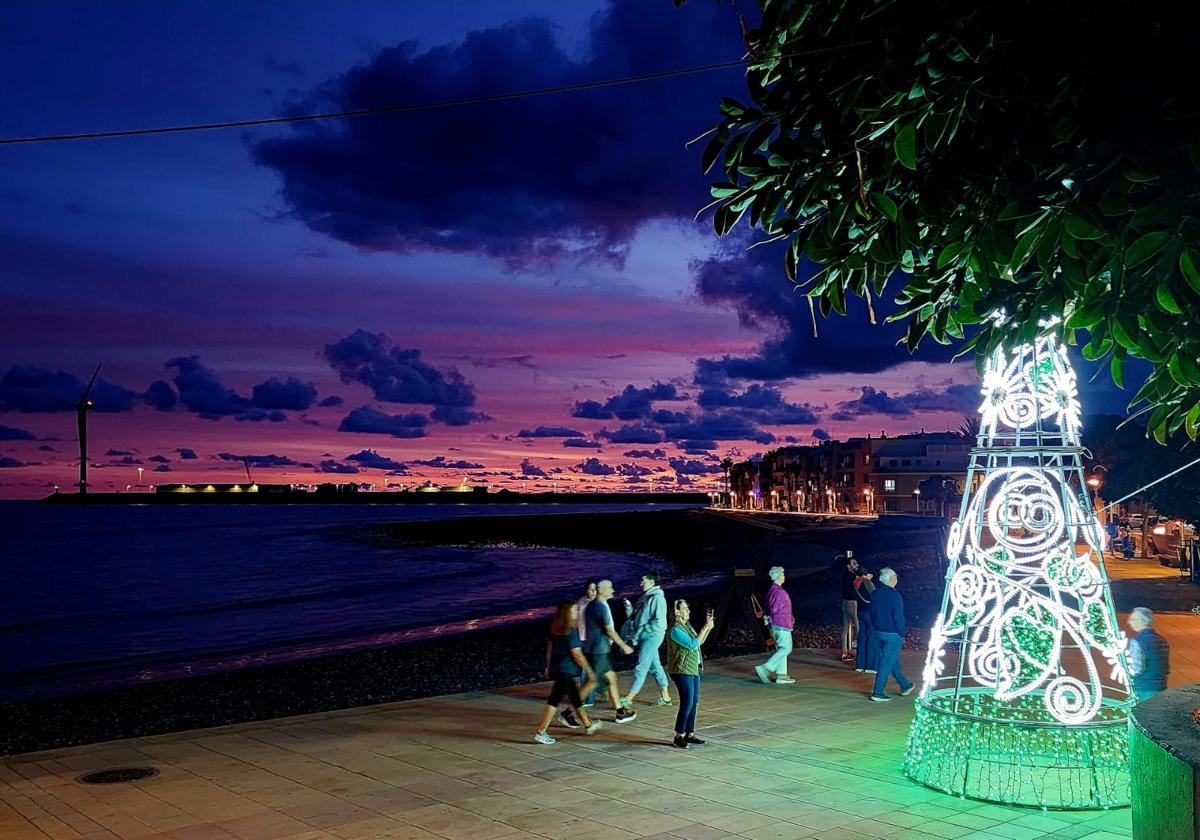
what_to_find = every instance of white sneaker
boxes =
[775,675,796,684]
[754,665,770,684]
[584,722,603,735]
[534,731,555,745]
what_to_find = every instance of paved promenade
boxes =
[3,607,1197,840]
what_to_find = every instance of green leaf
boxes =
[701,134,725,175]
[719,97,746,118]
[1156,284,1184,314]
[1181,251,1200,296]
[870,192,899,222]
[1111,354,1125,388]
[894,124,917,171]
[1126,231,1168,268]
[1065,216,1105,241]
[1124,169,1157,183]
[936,241,968,270]
[1168,353,1191,387]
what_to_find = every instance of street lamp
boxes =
[863,486,874,515]
[913,486,921,513]
[770,489,778,511]
[137,466,144,487]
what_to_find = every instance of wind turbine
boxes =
[76,364,101,495]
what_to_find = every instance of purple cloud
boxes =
[337,405,428,438]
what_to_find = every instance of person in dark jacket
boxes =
[853,569,879,674]
[1126,607,1170,701]
[868,568,914,702]
[840,554,872,661]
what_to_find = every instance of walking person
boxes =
[585,580,637,723]
[534,600,602,744]
[754,566,795,685]
[868,568,914,702]
[620,572,672,707]
[666,599,714,749]
[853,568,879,674]
[576,580,598,707]
[840,554,870,661]
[1126,607,1170,702]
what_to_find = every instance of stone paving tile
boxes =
[0,650,1162,840]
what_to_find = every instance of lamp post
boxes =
[826,487,835,513]
[770,489,778,511]
[137,466,144,488]
[863,486,874,515]
[913,486,921,514]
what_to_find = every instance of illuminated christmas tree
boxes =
[903,327,1133,809]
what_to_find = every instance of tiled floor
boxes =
[12,613,1199,840]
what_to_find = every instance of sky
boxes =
[0,0,1139,498]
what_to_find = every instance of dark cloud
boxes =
[812,428,831,441]
[573,457,616,476]
[696,384,820,424]
[669,457,724,476]
[318,395,345,408]
[892,383,980,414]
[38,444,55,452]
[323,330,485,425]
[675,439,717,451]
[624,475,647,485]
[319,460,360,474]
[831,386,912,420]
[623,448,667,459]
[217,452,298,467]
[112,455,142,466]
[337,405,428,438]
[153,464,172,473]
[650,409,689,425]
[0,424,35,441]
[0,457,24,468]
[571,383,683,421]
[105,449,134,456]
[176,448,198,460]
[0,365,136,413]
[517,426,584,438]
[599,424,663,444]
[563,438,603,450]
[520,458,548,477]
[345,449,408,471]
[147,454,170,463]
[616,463,652,477]
[143,380,177,411]
[251,377,318,411]
[660,411,775,445]
[409,456,485,469]
[251,2,744,269]
[691,241,952,382]
[164,357,289,422]
[457,355,537,369]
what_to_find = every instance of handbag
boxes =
[751,593,777,651]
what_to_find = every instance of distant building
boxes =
[871,433,971,515]
[156,483,294,494]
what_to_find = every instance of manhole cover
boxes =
[78,767,159,785]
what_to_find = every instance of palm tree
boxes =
[956,414,981,441]
[720,458,733,496]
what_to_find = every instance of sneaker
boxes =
[900,685,915,697]
[534,731,555,745]
[869,694,892,702]
[651,697,673,707]
[840,653,853,661]
[686,735,706,745]
[558,711,581,729]
[584,722,602,735]
[854,668,865,673]
[864,669,877,674]
[775,675,796,684]
[754,665,770,685]
[580,701,595,708]
[615,709,637,724]
[672,734,690,749]
[618,696,632,709]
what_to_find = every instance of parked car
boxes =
[1130,514,1144,530]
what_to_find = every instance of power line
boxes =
[0,42,867,146]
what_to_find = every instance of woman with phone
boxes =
[665,599,715,749]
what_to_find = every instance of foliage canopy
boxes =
[691,0,1200,442]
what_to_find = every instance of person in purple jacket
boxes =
[754,566,796,685]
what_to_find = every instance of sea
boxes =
[0,502,713,703]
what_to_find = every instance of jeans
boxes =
[761,626,793,675]
[629,631,668,695]
[841,600,858,652]
[872,631,912,696]
[671,673,700,734]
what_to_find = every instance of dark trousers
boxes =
[671,673,700,734]
[872,632,912,696]
[855,612,880,671]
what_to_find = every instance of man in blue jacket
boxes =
[868,567,914,702]
[1126,607,1170,701]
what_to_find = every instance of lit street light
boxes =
[137,466,144,487]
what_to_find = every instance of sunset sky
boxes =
[0,1,1139,498]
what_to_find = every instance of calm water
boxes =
[0,502,709,702]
